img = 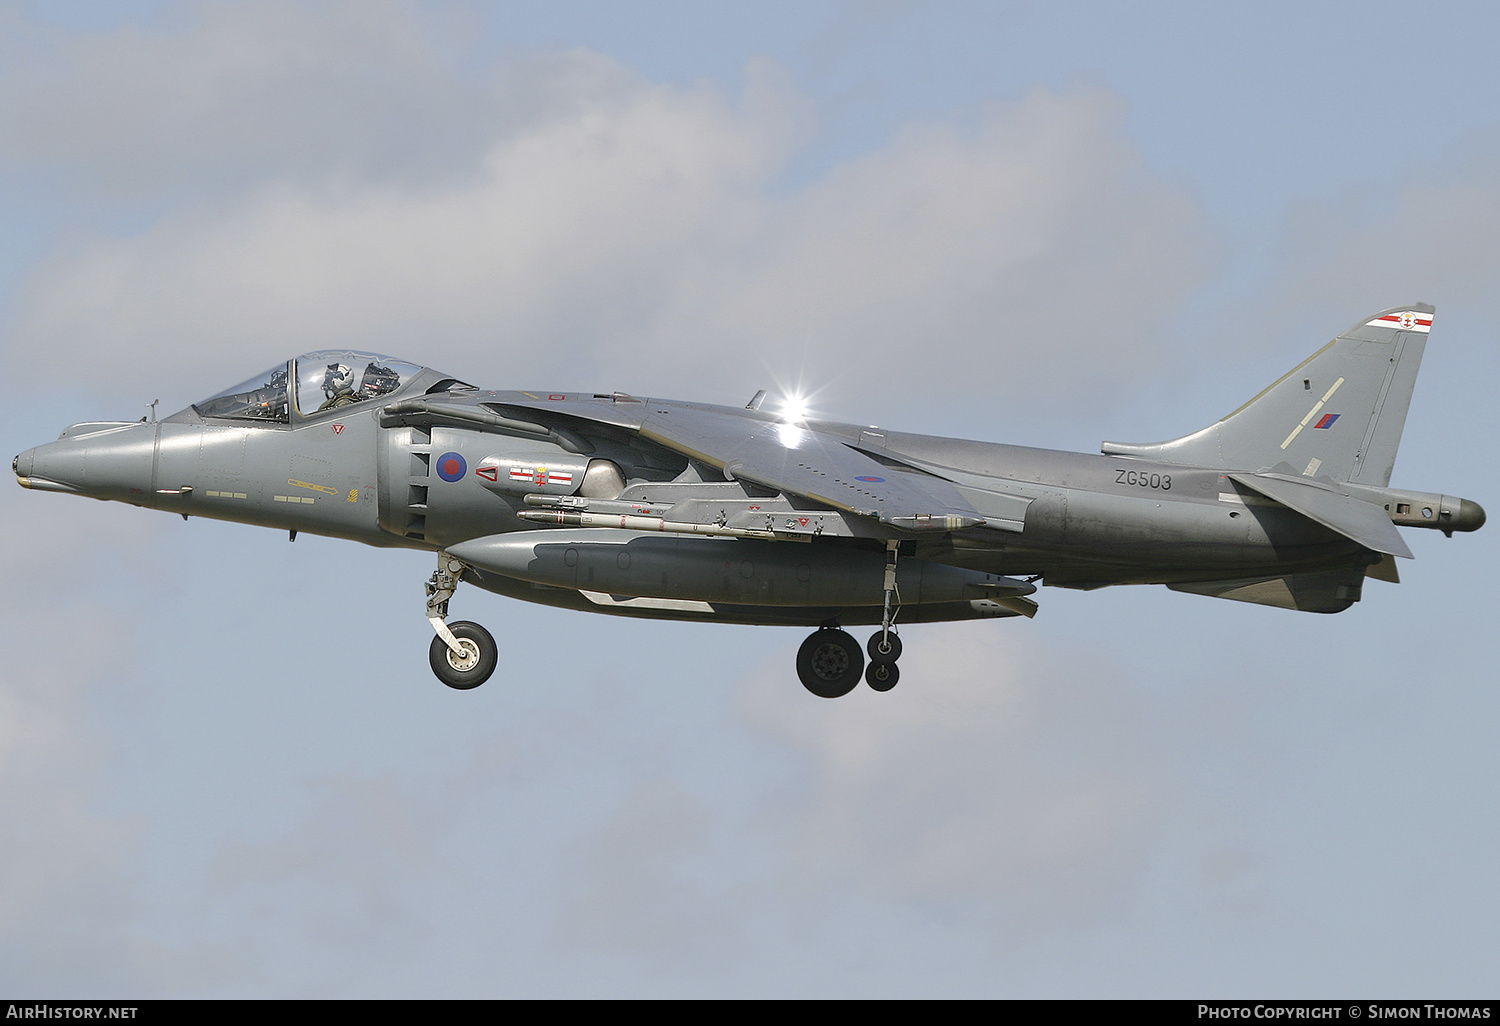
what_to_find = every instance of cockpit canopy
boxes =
[191,351,453,423]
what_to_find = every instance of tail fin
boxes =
[1103,304,1432,485]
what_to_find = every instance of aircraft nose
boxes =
[16,423,156,500]
[16,437,88,493]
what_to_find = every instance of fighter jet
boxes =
[13,304,1485,697]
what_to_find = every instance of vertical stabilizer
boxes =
[1102,305,1431,485]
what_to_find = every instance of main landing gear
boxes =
[795,540,905,699]
[425,552,498,690]
[422,542,909,697]
[796,628,864,698]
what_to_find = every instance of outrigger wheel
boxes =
[865,660,899,692]
[796,627,864,699]
[867,631,902,664]
[865,630,901,692]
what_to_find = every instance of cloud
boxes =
[1271,148,1500,324]
[11,20,1211,428]
[0,0,498,200]
[634,87,1216,421]
[559,779,736,959]
[741,623,1168,926]
[0,494,161,992]
[11,47,799,396]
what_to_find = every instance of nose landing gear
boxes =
[425,552,498,690]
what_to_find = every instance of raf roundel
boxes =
[436,451,467,483]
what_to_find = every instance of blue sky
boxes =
[2,0,1497,997]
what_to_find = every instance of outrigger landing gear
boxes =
[865,631,901,692]
[865,539,903,692]
[425,551,497,690]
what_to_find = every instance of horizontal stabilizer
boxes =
[1169,566,1367,613]
[1366,553,1401,583]
[1227,470,1412,559]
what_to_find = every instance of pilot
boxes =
[318,363,362,410]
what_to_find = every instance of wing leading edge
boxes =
[495,394,989,533]
[638,405,986,531]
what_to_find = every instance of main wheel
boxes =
[796,628,864,698]
[429,621,498,690]
[867,631,902,664]
[865,660,899,692]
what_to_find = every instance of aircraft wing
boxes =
[493,394,987,532]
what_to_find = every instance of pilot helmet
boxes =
[323,363,355,398]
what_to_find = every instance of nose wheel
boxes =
[428,621,497,690]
